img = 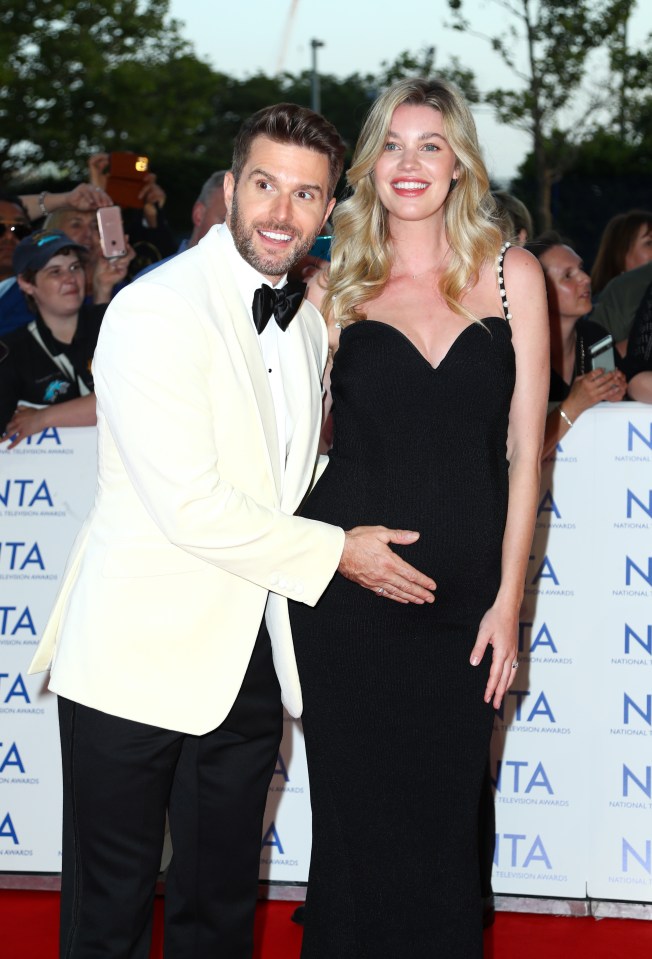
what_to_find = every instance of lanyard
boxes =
[28,321,91,397]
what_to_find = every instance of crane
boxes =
[276,0,300,74]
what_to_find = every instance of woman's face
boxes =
[624,223,652,272]
[539,245,592,323]
[19,252,86,318]
[373,103,458,224]
[56,210,101,258]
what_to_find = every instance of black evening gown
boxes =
[290,277,515,958]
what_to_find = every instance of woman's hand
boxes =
[88,153,110,190]
[92,239,136,303]
[470,602,519,709]
[65,181,113,211]
[139,174,167,228]
[566,368,626,418]
[543,369,627,458]
[2,406,49,448]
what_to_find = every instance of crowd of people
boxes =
[0,160,230,441]
[2,78,652,958]
[2,141,652,450]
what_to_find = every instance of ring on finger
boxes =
[511,661,519,670]
[376,586,385,595]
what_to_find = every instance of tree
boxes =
[447,0,636,230]
[375,48,480,105]
[0,0,196,177]
[603,1,652,147]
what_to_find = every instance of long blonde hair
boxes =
[324,77,502,325]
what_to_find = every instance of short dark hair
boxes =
[0,192,29,220]
[21,245,82,285]
[19,244,84,314]
[196,170,229,206]
[231,103,346,198]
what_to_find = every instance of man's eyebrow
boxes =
[248,166,277,182]
[247,166,324,195]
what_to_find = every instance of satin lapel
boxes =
[279,304,325,512]
[198,235,282,494]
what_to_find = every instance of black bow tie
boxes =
[252,281,306,335]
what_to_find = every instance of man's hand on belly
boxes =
[339,527,436,605]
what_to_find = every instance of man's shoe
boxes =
[291,905,305,925]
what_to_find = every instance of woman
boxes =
[525,234,627,459]
[45,205,135,302]
[289,78,549,958]
[591,209,652,298]
[492,189,533,246]
[0,230,110,446]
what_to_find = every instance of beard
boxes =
[229,191,320,276]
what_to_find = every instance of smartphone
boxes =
[588,334,616,373]
[97,206,127,259]
[106,151,149,209]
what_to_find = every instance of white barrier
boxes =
[1,408,650,904]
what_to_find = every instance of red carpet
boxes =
[2,890,651,958]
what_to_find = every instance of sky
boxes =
[168,0,652,183]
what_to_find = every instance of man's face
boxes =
[224,136,335,283]
[0,201,30,279]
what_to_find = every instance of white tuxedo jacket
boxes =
[29,228,344,734]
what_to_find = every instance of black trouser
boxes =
[58,623,282,959]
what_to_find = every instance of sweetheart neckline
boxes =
[340,317,509,372]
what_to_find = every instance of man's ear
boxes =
[321,197,336,231]
[223,171,235,220]
[191,201,206,229]
[16,274,35,297]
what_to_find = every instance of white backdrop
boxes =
[1,408,650,904]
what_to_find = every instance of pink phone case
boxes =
[97,206,127,258]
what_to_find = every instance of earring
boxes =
[448,178,458,194]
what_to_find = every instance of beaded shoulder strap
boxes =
[497,241,512,322]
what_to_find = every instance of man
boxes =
[29,103,435,958]
[0,194,32,335]
[135,169,228,277]
[186,169,228,248]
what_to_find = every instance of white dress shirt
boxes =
[217,223,296,484]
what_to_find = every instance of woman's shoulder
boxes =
[477,242,542,291]
[500,242,542,273]
[496,243,546,302]
[306,267,329,311]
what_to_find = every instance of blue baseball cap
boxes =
[13,229,87,274]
